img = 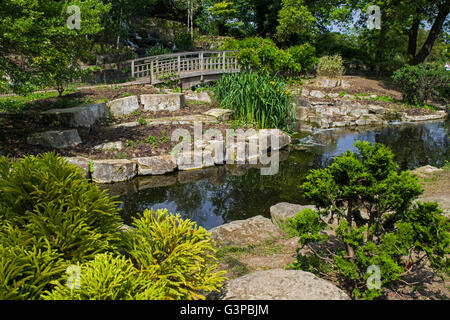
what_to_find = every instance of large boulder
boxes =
[209,215,284,246]
[27,129,82,149]
[222,269,350,300]
[141,93,185,112]
[270,202,316,227]
[41,103,109,128]
[91,159,137,183]
[132,155,177,175]
[108,96,139,117]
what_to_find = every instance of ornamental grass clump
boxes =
[213,71,293,129]
[289,141,449,300]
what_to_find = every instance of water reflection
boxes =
[106,120,448,230]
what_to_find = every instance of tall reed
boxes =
[213,71,293,129]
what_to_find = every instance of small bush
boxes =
[291,141,449,299]
[213,71,293,129]
[392,62,449,105]
[120,208,227,300]
[0,152,123,263]
[317,54,345,78]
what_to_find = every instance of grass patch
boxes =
[0,90,78,113]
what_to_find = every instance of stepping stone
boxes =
[203,108,234,121]
[132,155,177,175]
[91,159,137,183]
[108,96,139,117]
[141,93,185,112]
[27,129,82,149]
[41,103,109,128]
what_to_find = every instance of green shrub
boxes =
[392,62,449,105]
[213,71,293,129]
[41,253,167,300]
[290,141,449,299]
[0,152,123,262]
[287,43,318,74]
[120,208,227,300]
[317,54,345,78]
[222,37,301,75]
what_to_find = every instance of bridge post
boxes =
[200,51,204,82]
[222,51,226,72]
[131,60,135,78]
[150,60,154,84]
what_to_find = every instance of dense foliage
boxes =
[0,0,110,94]
[392,62,450,105]
[221,37,301,75]
[0,153,226,300]
[289,141,450,299]
[213,71,293,129]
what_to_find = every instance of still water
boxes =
[113,120,449,229]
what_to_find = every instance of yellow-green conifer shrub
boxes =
[41,253,167,300]
[0,152,123,263]
[0,224,67,300]
[120,208,227,300]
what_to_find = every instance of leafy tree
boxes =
[0,0,110,94]
[290,141,449,299]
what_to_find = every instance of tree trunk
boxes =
[411,4,449,65]
[407,17,420,64]
[346,202,355,259]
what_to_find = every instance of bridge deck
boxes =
[128,51,240,85]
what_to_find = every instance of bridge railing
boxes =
[129,51,240,84]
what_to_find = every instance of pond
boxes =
[114,120,449,230]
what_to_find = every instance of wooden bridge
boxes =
[129,51,240,88]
